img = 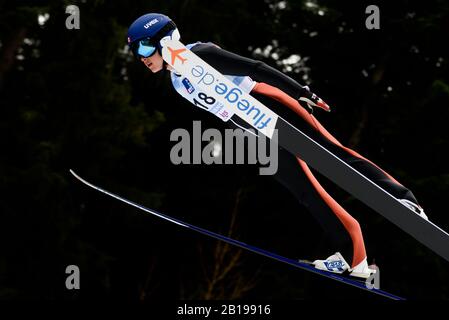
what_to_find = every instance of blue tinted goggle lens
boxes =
[134,39,157,58]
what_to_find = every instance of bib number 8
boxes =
[193,92,216,110]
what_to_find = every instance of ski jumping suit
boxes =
[169,42,420,268]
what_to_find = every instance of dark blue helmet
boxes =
[127,13,178,57]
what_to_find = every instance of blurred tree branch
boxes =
[0,27,27,90]
[348,54,388,149]
[139,258,159,301]
[199,187,259,300]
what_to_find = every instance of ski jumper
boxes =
[169,42,420,268]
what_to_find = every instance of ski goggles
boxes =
[130,38,158,58]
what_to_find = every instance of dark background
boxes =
[0,0,448,300]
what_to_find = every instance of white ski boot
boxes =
[349,257,377,279]
[312,252,350,274]
[312,252,377,279]
[400,199,428,220]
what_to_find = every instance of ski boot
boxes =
[349,257,377,279]
[400,199,428,220]
[312,252,350,274]
[312,252,376,279]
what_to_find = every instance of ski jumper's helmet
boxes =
[127,13,178,58]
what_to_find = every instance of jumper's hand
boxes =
[298,86,331,114]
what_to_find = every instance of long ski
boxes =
[70,169,404,300]
[160,39,449,263]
